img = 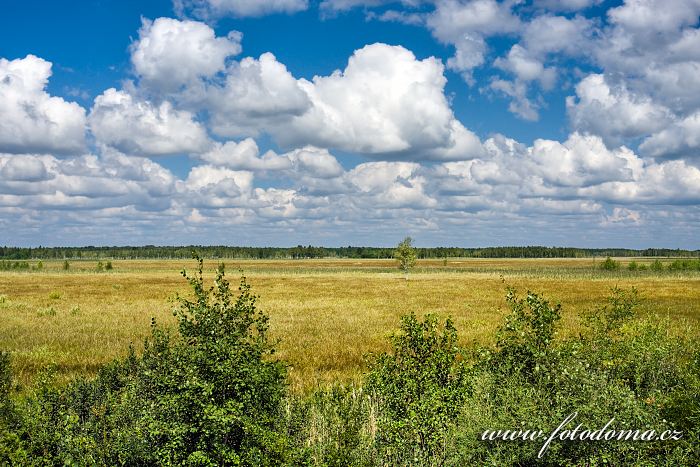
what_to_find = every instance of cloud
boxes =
[426,0,521,79]
[529,133,639,188]
[446,34,486,83]
[347,161,436,208]
[588,0,700,116]
[207,53,311,137]
[198,139,344,180]
[491,15,592,120]
[320,0,426,15]
[639,111,700,160]
[566,74,671,145]
[0,155,51,182]
[184,164,254,193]
[2,130,698,247]
[4,6,700,247]
[579,159,700,205]
[607,0,700,35]
[521,14,594,58]
[366,9,426,26]
[130,17,241,93]
[270,43,482,159]
[286,146,345,179]
[494,45,556,88]
[602,207,641,225]
[175,0,309,19]
[199,138,286,170]
[0,55,86,154]
[427,0,521,42]
[126,21,481,160]
[489,79,539,121]
[534,0,602,12]
[0,152,177,211]
[89,88,211,156]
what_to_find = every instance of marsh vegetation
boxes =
[0,257,698,464]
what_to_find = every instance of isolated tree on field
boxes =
[394,237,417,280]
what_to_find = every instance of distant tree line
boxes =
[0,245,698,260]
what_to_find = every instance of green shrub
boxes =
[627,260,638,271]
[105,261,113,271]
[62,260,70,271]
[0,351,27,464]
[668,259,700,272]
[366,313,469,465]
[3,256,298,465]
[599,256,620,271]
[650,259,664,272]
[494,289,561,373]
[454,286,699,466]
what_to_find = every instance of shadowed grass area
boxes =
[0,258,698,392]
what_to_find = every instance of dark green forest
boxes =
[1,245,698,260]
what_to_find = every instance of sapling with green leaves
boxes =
[394,236,417,280]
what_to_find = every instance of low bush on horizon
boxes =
[0,258,698,465]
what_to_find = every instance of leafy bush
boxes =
[1,256,298,465]
[366,313,469,465]
[627,260,638,271]
[453,287,699,466]
[668,259,700,272]
[650,259,665,272]
[493,289,561,374]
[599,256,620,271]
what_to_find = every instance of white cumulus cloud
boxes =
[131,17,241,93]
[272,43,482,159]
[0,55,86,154]
[89,88,211,156]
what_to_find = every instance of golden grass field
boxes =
[0,258,699,392]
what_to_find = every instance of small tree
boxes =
[599,256,619,271]
[367,313,469,465]
[394,237,417,280]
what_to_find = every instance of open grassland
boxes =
[0,257,699,392]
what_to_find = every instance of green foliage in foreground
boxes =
[0,259,698,466]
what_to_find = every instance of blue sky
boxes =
[0,0,699,248]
